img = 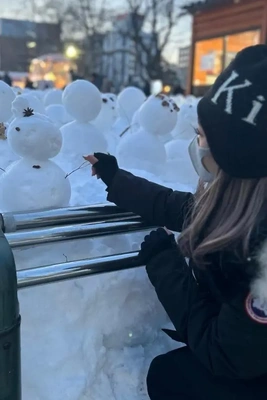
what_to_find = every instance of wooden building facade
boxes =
[186,0,267,95]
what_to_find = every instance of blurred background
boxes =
[0,0,266,95]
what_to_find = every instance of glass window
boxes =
[225,30,261,68]
[193,38,224,87]
[193,30,261,89]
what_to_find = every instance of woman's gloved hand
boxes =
[138,227,177,265]
[84,153,119,187]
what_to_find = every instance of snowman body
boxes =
[117,128,167,175]
[0,81,15,123]
[164,138,199,189]
[0,159,70,212]
[117,95,178,175]
[60,121,107,162]
[58,80,107,167]
[0,107,71,212]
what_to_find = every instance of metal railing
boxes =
[0,204,152,400]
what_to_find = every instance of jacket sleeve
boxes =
[145,248,212,344]
[107,169,193,232]
[187,287,267,379]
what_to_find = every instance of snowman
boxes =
[116,94,178,176]
[0,81,16,123]
[46,104,73,129]
[92,94,118,153]
[112,86,146,137]
[43,89,63,107]
[171,101,199,140]
[57,80,107,170]
[93,94,117,134]
[164,101,199,190]
[0,102,71,212]
[0,81,19,172]
[13,92,46,117]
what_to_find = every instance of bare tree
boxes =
[120,0,184,81]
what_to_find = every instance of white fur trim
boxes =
[251,240,267,301]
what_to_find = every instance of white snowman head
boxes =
[105,93,117,104]
[43,89,63,107]
[93,94,117,133]
[117,87,146,122]
[8,106,62,160]
[62,80,102,123]
[0,81,16,123]
[139,94,179,136]
[11,93,46,117]
[46,104,73,128]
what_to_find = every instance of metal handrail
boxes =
[17,251,141,289]
[0,204,136,233]
[6,218,151,248]
[0,204,154,399]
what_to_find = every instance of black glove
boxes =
[137,228,177,265]
[93,153,119,187]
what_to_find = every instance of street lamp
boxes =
[65,45,78,59]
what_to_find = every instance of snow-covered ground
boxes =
[0,82,199,399]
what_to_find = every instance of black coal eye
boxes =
[15,127,20,132]
[110,97,114,102]
[102,98,108,103]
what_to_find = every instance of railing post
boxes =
[0,229,21,400]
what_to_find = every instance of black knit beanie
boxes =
[198,45,267,179]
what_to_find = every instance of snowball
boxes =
[44,89,63,107]
[8,112,62,160]
[62,80,102,123]
[117,87,146,122]
[0,159,71,212]
[0,81,16,122]
[117,129,166,175]
[139,95,178,136]
[46,104,73,129]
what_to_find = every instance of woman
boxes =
[86,45,267,399]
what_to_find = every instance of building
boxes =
[102,13,151,91]
[0,18,61,73]
[185,0,267,95]
[177,46,191,89]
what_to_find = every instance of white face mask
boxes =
[188,136,214,183]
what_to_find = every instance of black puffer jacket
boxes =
[107,169,267,384]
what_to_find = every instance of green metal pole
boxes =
[0,229,21,400]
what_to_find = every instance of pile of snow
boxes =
[0,81,200,400]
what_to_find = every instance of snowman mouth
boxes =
[32,165,41,169]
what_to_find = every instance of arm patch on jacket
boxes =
[245,293,267,324]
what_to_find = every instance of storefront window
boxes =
[225,30,261,67]
[193,38,224,87]
[193,29,261,91]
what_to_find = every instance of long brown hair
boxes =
[178,170,267,265]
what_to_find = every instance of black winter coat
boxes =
[107,169,267,384]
